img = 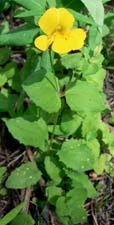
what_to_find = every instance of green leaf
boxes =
[0,24,39,46]
[60,111,82,135]
[56,196,70,225]
[3,117,48,149]
[56,189,87,225]
[40,50,52,72]
[57,139,95,172]
[0,167,6,183]
[0,48,11,65]
[15,9,42,18]
[6,162,42,189]
[82,113,101,140]
[67,171,97,198]
[12,48,41,92]
[3,61,17,79]
[80,0,104,31]
[23,70,61,113]
[47,0,56,7]
[46,185,63,205]
[66,186,87,207]
[85,68,106,90]
[0,93,17,112]
[60,53,82,69]
[88,26,102,50]
[66,81,106,113]
[68,207,87,224]
[12,0,46,11]
[86,139,100,159]
[94,154,111,175]
[11,213,35,225]
[0,202,25,225]
[69,9,95,25]
[0,74,7,86]
[45,156,62,184]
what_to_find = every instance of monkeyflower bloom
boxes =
[34,8,86,54]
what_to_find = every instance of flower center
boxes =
[56,24,63,32]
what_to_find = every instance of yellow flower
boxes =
[34,8,86,54]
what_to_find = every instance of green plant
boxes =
[0,0,114,225]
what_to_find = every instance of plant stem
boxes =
[48,49,61,149]
[49,111,59,148]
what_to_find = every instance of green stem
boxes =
[49,111,59,148]
[49,49,60,149]
[49,49,59,91]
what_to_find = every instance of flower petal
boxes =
[34,35,52,51]
[38,8,59,35]
[52,33,71,54]
[70,28,86,50]
[57,8,74,31]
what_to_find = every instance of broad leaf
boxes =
[23,70,61,113]
[6,162,42,189]
[66,81,106,113]
[67,171,97,198]
[3,117,48,149]
[46,185,63,205]
[57,139,94,172]
[61,53,82,69]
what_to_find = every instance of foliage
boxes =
[0,0,114,225]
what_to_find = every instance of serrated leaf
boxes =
[0,24,39,46]
[23,70,61,113]
[57,139,94,172]
[81,0,104,31]
[11,212,35,225]
[3,117,48,149]
[6,162,42,189]
[0,202,25,225]
[45,156,62,184]
[66,81,106,113]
